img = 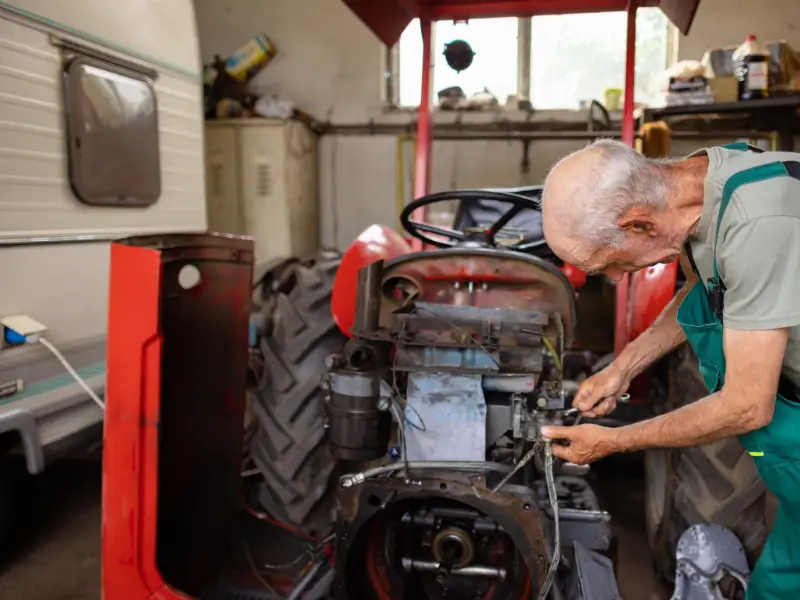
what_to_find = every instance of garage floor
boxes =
[0,458,667,600]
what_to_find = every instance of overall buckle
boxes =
[707,278,725,322]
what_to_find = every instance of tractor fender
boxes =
[627,262,679,342]
[331,225,411,337]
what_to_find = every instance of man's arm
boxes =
[572,254,697,415]
[545,327,787,464]
[612,327,786,452]
[613,253,697,380]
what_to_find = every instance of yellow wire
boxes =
[542,337,562,372]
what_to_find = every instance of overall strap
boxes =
[720,142,765,153]
[682,143,762,281]
[714,161,793,282]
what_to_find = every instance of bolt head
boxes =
[324,354,337,369]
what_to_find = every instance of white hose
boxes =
[38,337,105,411]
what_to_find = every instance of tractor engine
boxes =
[322,260,619,600]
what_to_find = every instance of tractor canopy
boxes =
[342,0,701,46]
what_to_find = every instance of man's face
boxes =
[545,222,679,282]
[579,244,679,282]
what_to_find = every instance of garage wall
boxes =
[194,0,795,250]
[678,0,800,61]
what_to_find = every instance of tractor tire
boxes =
[645,344,771,581]
[249,251,346,536]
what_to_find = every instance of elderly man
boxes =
[539,139,800,599]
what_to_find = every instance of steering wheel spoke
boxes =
[408,220,466,243]
[488,204,525,239]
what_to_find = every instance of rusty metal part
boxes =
[432,527,475,568]
[401,559,506,580]
[353,260,383,335]
[334,476,547,599]
[381,248,576,346]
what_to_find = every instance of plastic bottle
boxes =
[732,34,770,100]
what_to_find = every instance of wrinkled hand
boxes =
[539,424,620,465]
[573,364,630,417]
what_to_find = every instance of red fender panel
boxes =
[331,224,588,337]
[627,262,679,342]
[332,225,412,336]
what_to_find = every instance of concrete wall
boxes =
[194,0,796,250]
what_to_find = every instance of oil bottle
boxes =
[732,34,771,100]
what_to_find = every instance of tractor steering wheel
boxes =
[400,189,548,253]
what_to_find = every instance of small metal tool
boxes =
[563,393,630,418]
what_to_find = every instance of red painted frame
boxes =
[102,243,190,600]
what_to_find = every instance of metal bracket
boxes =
[0,409,45,474]
[670,524,749,600]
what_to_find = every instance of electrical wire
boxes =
[37,337,105,411]
[489,443,539,495]
[244,500,321,543]
[537,443,560,600]
[389,399,411,479]
[243,538,279,596]
[261,548,316,572]
[542,337,562,373]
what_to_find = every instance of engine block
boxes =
[322,261,620,600]
[393,302,567,463]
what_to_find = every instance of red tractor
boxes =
[245,188,765,596]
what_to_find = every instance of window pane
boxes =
[65,59,161,206]
[399,18,518,107]
[530,9,668,109]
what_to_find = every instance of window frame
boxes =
[388,13,671,111]
[62,50,161,207]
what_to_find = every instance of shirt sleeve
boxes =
[719,215,800,330]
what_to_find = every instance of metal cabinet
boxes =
[205,119,319,264]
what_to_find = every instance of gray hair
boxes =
[543,139,670,249]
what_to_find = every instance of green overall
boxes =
[676,143,800,600]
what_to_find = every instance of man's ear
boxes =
[618,207,658,236]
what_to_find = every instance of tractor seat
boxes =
[452,185,550,256]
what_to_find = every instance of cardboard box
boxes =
[708,77,739,103]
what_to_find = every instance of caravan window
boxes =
[64,59,161,206]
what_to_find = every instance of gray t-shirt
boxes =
[687,146,800,388]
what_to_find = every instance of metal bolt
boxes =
[341,479,353,488]
[536,397,548,408]
[324,354,337,369]
[377,397,390,411]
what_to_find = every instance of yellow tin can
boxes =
[225,34,277,83]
